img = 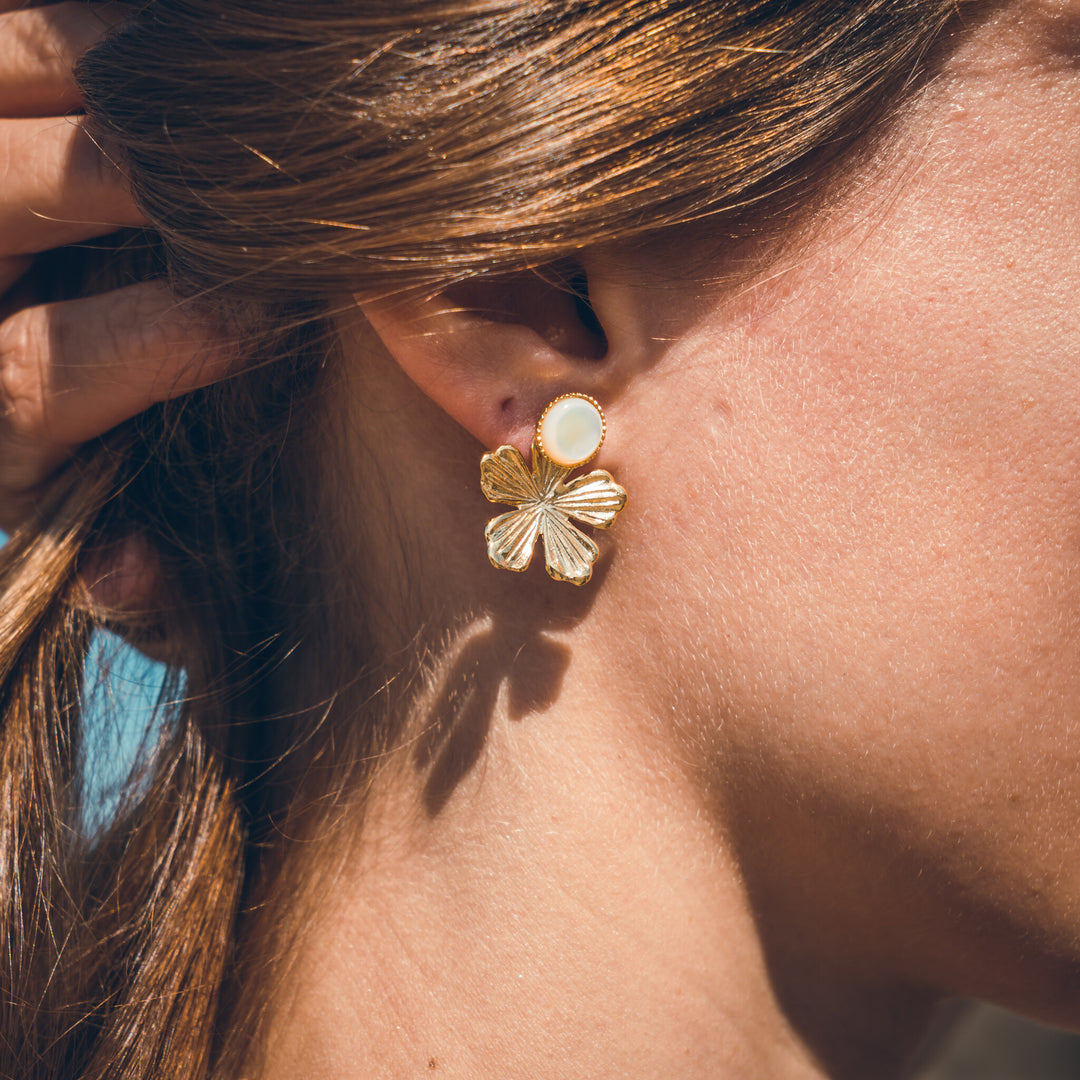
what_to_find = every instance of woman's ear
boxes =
[360,265,613,456]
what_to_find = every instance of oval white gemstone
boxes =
[539,396,604,467]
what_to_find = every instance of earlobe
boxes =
[359,266,612,456]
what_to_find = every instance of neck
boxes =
[239,330,937,1078]
[242,615,931,1080]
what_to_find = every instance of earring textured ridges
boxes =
[480,395,627,586]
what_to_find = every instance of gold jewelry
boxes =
[480,394,627,585]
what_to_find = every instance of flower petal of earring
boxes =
[480,394,627,585]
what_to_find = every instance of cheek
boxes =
[598,18,1080,1006]
[609,322,1080,1003]
[619,310,1080,711]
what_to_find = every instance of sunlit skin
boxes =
[239,4,1080,1077]
[3,2,1080,1078]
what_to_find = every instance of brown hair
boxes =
[0,2,970,1075]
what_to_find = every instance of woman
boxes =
[0,0,1078,1077]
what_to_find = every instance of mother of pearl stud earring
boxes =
[536,393,607,466]
[479,395,627,585]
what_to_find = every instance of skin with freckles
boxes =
[615,0,1080,1025]
[4,1,1080,1077]
[234,4,1080,1078]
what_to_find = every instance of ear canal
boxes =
[442,261,608,362]
[564,263,608,352]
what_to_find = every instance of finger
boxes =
[3,281,236,442]
[0,116,144,253]
[0,282,237,509]
[0,4,117,117]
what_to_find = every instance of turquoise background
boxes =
[0,530,167,831]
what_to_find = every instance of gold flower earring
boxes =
[480,394,628,586]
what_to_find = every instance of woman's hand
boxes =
[0,1,229,535]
